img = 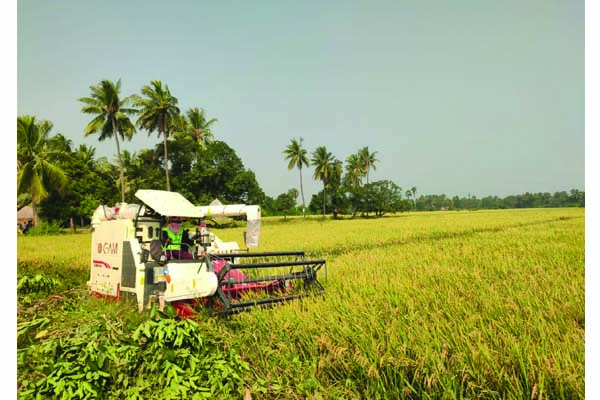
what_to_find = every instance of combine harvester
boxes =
[88,190,326,316]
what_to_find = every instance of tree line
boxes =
[278,138,584,217]
[17,79,584,229]
[411,191,585,211]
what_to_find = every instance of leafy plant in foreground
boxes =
[18,307,252,399]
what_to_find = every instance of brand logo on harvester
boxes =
[97,242,119,254]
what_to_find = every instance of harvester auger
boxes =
[87,189,326,317]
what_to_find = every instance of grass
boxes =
[17,208,584,399]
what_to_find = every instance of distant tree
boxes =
[358,146,379,184]
[452,195,463,210]
[405,189,413,210]
[166,131,197,179]
[228,170,265,205]
[362,180,405,217]
[79,79,137,203]
[47,133,73,154]
[170,113,189,137]
[260,195,277,216]
[181,140,265,205]
[125,148,164,196]
[344,153,365,189]
[410,186,417,210]
[345,184,366,217]
[134,80,180,191]
[41,146,119,227]
[17,116,69,225]
[283,138,310,218]
[17,193,31,210]
[75,144,96,168]
[187,107,217,150]
[288,188,299,201]
[569,189,584,207]
[480,195,501,209]
[275,189,298,219]
[311,146,338,216]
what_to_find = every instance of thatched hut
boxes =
[17,206,33,226]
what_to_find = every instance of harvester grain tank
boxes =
[88,190,326,315]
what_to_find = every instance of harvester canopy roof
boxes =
[135,190,205,218]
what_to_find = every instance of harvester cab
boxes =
[88,189,326,315]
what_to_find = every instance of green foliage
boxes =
[121,148,164,200]
[311,146,342,216]
[17,115,70,225]
[17,274,59,307]
[418,190,585,211]
[25,219,65,236]
[185,107,217,149]
[275,189,298,219]
[134,80,180,191]
[18,193,32,209]
[18,309,251,399]
[260,195,277,216]
[79,79,138,203]
[17,274,58,295]
[283,137,310,216]
[361,180,407,216]
[172,141,265,205]
[40,155,119,226]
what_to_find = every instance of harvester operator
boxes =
[161,217,194,260]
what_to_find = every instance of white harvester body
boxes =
[89,190,247,311]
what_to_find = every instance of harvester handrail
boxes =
[228,259,326,270]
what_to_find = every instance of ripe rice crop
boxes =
[17,208,584,399]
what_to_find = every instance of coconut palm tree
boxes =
[170,113,189,137]
[169,113,198,157]
[17,115,69,225]
[75,144,96,167]
[331,159,343,187]
[283,138,309,217]
[47,133,73,153]
[134,80,180,191]
[311,146,338,216]
[79,79,137,203]
[344,153,366,188]
[411,186,417,210]
[358,146,379,184]
[186,107,217,150]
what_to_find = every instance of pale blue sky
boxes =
[16,0,585,199]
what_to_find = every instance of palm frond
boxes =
[84,114,107,136]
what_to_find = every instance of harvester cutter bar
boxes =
[215,259,325,284]
[226,291,322,311]
[223,271,321,286]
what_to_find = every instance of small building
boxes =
[17,206,33,226]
